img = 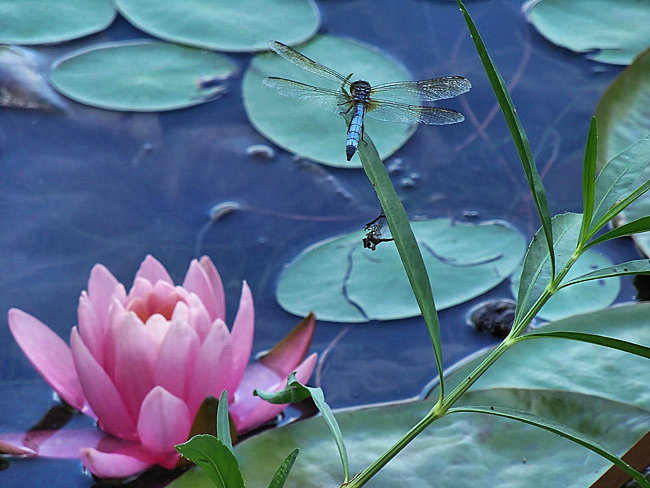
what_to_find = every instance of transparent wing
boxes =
[263,77,352,114]
[269,41,351,86]
[366,99,465,125]
[370,76,471,102]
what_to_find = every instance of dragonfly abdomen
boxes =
[346,103,365,161]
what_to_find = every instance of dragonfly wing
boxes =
[366,99,465,125]
[263,77,351,114]
[370,76,471,102]
[269,41,351,86]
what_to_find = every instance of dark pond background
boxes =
[0,0,640,486]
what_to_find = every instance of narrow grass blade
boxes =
[456,0,555,278]
[268,449,299,488]
[516,330,650,359]
[448,406,650,487]
[216,390,232,453]
[255,373,350,483]
[355,124,444,400]
[175,435,245,488]
[579,118,598,244]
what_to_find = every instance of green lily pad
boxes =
[243,35,418,168]
[170,304,650,487]
[276,219,526,322]
[49,41,236,111]
[523,0,650,65]
[0,0,115,45]
[114,0,320,52]
[510,247,620,321]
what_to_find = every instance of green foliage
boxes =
[175,435,245,488]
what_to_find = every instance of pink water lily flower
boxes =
[2,255,316,478]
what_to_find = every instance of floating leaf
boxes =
[243,34,418,168]
[276,218,526,322]
[50,40,236,111]
[114,0,320,52]
[511,245,619,322]
[0,0,115,45]
[522,0,650,65]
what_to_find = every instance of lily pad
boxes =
[114,0,320,52]
[510,247,620,321]
[276,219,526,322]
[243,35,418,168]
[49,41,236,111]
[522,0,650,65]
[0,0,115,45]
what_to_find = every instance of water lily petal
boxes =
[230,281,254,389]
[102,299,129,380]
[183,259,218,321]
[144,313,169,351]
[137,386,192,454]
[260,313,315,377]
[186,319,233,415]
[70,327,137,440]
[114,312,157,421]
[127,277,153,304]
[200,256,225,321]
[8,309,86,411]
[231,353,317,433]
[0,428,108,459]
[87,264,125,320]
[186,293,212,342]
[155,311,200,402]
[133,255,173,287]
[80,443,162,479]
[78,292,104,367]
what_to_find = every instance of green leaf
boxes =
[522,0,650,65]
[457,0,555,279]
[115,0,319,52]
[229,388,650,487]
[268,449,299,488]
[595,47,650,165]
[216,391,232,453]
[243,34,417,168]
[50,41,236,111]
[618,183,650,258]
[0,0,115,45]
[448,405,649,487]
[513,213,581,326]
[516,330,650,360]
[175,435,244,488]
[579,117,598,245]
[255,373,350,483]
[592,178,650,237]
[558,259,650,288]
[276,218,525,322]
[512,244,619,321]
[587,216,650,249]
[590,136,650,231]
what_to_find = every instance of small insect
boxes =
[363,214,394,251]
[264,41,471,161]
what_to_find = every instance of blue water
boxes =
[0,0,638,485]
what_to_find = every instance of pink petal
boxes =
[186,294,212,342]
[71,328,137,440]
[182,259,218,321]
[127,277,153,303]
[200,256,225,321]
[0,428,108,459]
[260,313,315,377]
[77,292,104,367]
[186,319,233,415]
[137,387,192,453]
[144,314,169,351]
[113,312,157,421]
[133,255,173,287]
[87,264,125,321]
[80,442,164,479]
[8,309,86,411]
[229,281,254,389]
[231,353,317,433]
[154,314,200,402]
[101,299,129,380]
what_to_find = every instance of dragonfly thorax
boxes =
[350,80,372,104]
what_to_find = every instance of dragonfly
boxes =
[263,41,471,161]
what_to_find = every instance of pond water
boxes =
[0,0,641,486]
